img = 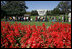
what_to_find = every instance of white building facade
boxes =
[36,9,48,16]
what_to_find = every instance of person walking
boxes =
[45,16,48,22]
[39,16,41,21]
[59,16,61,22]
[28,16,31,22]
[25,17,26,21]
[64,15,65,22]
[49,16,51,22]
[43,17,45,22]
[9,17,12,21]
[30,18,32,22]
[24,17,25,21]
[68,13,71,22]
[38,16,40,21]
[35,16,38,21]
[26,17,28,21]
[62,16,64,22]
[18,16,20,21]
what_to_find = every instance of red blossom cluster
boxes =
[1,21,71,48]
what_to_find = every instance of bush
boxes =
[1,21,71,48]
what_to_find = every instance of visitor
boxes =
[67,16,68,22]
[18,16,20,21]
[42,17,43,22]
[22,16,24,21]
[64,15,65,22]
[68,13,71,22]
[13,16,15,21]
[30,18,33,22]
[9,17,12,21]
[62,16,64,22]
[39,16,41,21]
[16,16,18,21]
[49,16,51,22]
[4,16,5,19]
[35,16,38,21]
[54,17,55,20]
[40,17,43,22]
[52,17,54,22]
[25,17,26,21]
[24,17,25,21]
[26,17,27,21]
[42,17,44,21]
[59,16,61,22]
[47,17,49,22]
[21,16,23,21]
[28,16,31,22]
[20,16,21,21]
[15,16,16,21]
[40,17,41,22]
[52,17,56,22]
[68,16,71,22]
[45,16,48,22]
[26,17,28,21]
[20,16,22,21]
[54,17,57,22]
[38,16,39,21]
[43,17,45,22]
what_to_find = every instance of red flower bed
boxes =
[1,21,71,48]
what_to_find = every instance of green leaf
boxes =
[49,45,51,48]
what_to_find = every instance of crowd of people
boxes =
[7,15,69,22]
[8,16,32,22]
[35,16,48,22]
[35,16,66,22]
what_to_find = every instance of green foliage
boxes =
[46,10,51,16]
[57,1,71,15]
[1,1,28,16]
[52,8,61,16]
[31,10,38,16]
[26,12,31,15]
[46,1,71,16]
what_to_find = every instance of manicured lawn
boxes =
[2,21,71,26]
[5,21,53,26]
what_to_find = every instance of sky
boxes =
[25,1,61,12]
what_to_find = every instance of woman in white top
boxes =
[38,16,40,21]
[30,18,32,22]
[13,16,15,21]
[62,16,64,22]
[68,13,71,22]
[24,17,25,21]
[26,17,28,21]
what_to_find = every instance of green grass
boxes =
[8,21,53,26]
[3,21,71,26]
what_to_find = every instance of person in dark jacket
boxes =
[35,16,38,21]
[45,16,48,22]
[28,16,31,22]
[64,15,65,22]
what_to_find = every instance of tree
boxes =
[1,1,28,17]
[57,1,71,15]
[51,7,61,16]
[46,10,51,16]
[26,11,31,15]
[31,10,38,16]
